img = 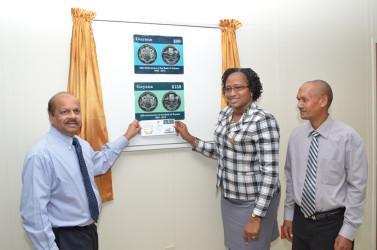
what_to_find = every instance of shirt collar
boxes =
[49,126,76,147]
[243,102,257,121]
[305,115,333,139]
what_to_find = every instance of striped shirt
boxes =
[193,102,280,217]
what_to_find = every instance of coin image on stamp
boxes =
[162,91,181,111]
[138,92,158,112]
[161,45,180,65]
[137,44,157,65]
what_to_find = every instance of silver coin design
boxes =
[137,44,157,65]
[138,92,158,112]
[162,91,181,111]
[161,45,180,65]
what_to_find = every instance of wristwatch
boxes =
[251,212,260,218]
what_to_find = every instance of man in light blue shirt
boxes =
[20,92,141,250]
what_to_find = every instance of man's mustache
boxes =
[65,119,78,124]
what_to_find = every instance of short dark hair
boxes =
[222,68,263,101]
[47,92,70,115]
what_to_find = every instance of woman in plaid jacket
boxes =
[175,68,280,250]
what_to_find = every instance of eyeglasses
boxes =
[223,86,249,93]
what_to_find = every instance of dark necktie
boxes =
[72,137,99,222]
[301,130,320,218]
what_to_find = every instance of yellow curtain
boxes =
[68,8,113,202]
[219,19,242,109]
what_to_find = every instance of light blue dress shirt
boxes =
[20,126,128,250]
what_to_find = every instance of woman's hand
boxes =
[244,216,262,244]
[174,121,196,145]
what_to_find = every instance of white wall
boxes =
[1,0,375,249]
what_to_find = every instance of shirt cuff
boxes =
[339,222,358,241]
[252,208,264,218]
[192,137,201,151]
[284,206,295,221]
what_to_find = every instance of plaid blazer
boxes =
[193,102,280,217]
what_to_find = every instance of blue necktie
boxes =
[301,130,320,218]
[72,137,99,222]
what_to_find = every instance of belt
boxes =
[53,222,96,230]
[295,203,345,221]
